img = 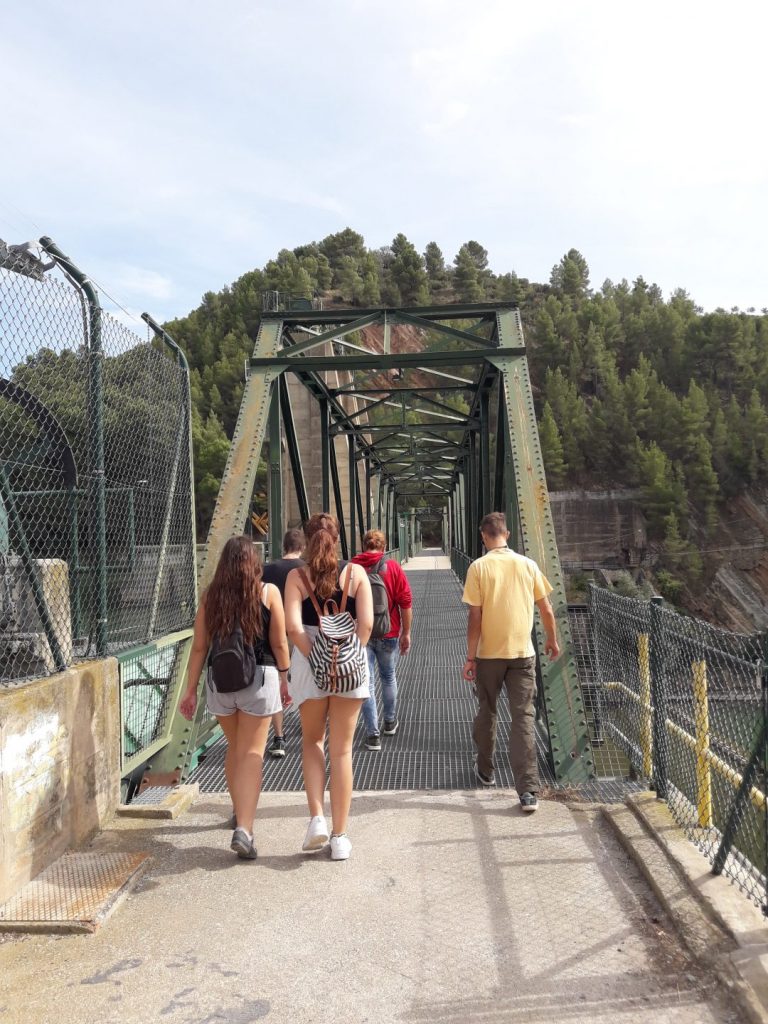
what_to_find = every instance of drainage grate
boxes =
[0,852,150,933]
[130,785,176,805]
[190,566,639,803]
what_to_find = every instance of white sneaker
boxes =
[302,815,329,852]
[330,833,352,861]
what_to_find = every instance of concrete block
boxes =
[0,658,121,905]
[116,784,199,820]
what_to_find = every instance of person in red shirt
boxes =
[352,529,413,748]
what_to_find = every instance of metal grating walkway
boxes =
[190,555,642,801]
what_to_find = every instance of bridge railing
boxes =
[117,629,193,781]
[589,584,767,912]
[450,546,472,583]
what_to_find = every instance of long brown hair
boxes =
[304,513,340,602]
[205,536,263,642]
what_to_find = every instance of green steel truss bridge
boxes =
[154,302,594,788]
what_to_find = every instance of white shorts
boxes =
[205,665,282,718]
[288,626,370,707]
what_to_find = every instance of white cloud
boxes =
[1,0,767,316]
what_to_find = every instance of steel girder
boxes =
[490,309,593,783]
[167,302,593,785]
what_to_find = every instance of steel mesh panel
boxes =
[0,247,196,686]
[118,639,187,765]
[589,583,767,910]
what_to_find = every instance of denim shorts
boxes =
[205,665,282,718]
[288,626,370,707]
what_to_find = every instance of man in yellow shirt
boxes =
[462,512,560,812]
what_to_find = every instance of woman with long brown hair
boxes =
[180,536,290,859]
[284,513,373,860]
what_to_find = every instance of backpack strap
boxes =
[298,568,324,620]
[339,562,352,613]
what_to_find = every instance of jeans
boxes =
[361,637,399,735]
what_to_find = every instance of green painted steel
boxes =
[268,383,283,561]
[251,346,524,372]
[320,398,330,512]
[279,376,310,525]
[200,319,283,589]
[116,629,193,776]
[164,300,592,785]
[490,308,593,783]
[156,319,282,778]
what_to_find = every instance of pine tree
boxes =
[389,234,429,305]
[550,249,590,298]
[685,435,719,534]
[424,242,448,296]
[637,443,686,537]
[453,244,485,302]
[539,402,566,488]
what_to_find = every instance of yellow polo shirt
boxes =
[462,547,552,659]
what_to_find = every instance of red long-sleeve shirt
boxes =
[351,550,413,639]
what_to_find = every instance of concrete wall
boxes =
[550,490,647,566]
[0,658,121,904]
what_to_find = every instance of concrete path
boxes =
[402,548,451,571]
[0,790,741,1024]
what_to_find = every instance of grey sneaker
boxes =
[365,733,381,751]
[269,736,286,759]
[520,792,539,813]
[383,719,398,735]
[230,827,257,859]
[475,762,495,786]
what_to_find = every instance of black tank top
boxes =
[301,560,358,627]
[259,600,276,666]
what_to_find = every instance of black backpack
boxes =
[209,624,265,693]
[367,557,391,639]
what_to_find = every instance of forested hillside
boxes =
[165,228,768,603]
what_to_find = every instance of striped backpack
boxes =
[299,567,367,694]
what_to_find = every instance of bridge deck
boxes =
[191,551,640,801]
[192,557,527,792]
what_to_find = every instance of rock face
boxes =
[689,491,768,633]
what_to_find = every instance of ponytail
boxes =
[304,513,340,601]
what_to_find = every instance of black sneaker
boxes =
[383,719,398,735]
[520,792,539,813]
[269,736,286,759]
[230,827,257,859]
[475,763,495,787]
[365,733,381,751]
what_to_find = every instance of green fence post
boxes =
[40,237,108,655]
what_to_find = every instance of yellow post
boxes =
[638,634,653,778]
[692,659,712,828]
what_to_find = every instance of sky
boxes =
[2,0,767,328]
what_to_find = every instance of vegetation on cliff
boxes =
[165,229,768,594]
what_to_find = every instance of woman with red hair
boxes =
[180,536,290,860]
[284,513,373,860]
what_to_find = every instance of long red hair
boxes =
[205,536,263,643]
[304,513,340,602]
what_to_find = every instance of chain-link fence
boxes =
[589,584,767,910]
[0,239,196,685]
